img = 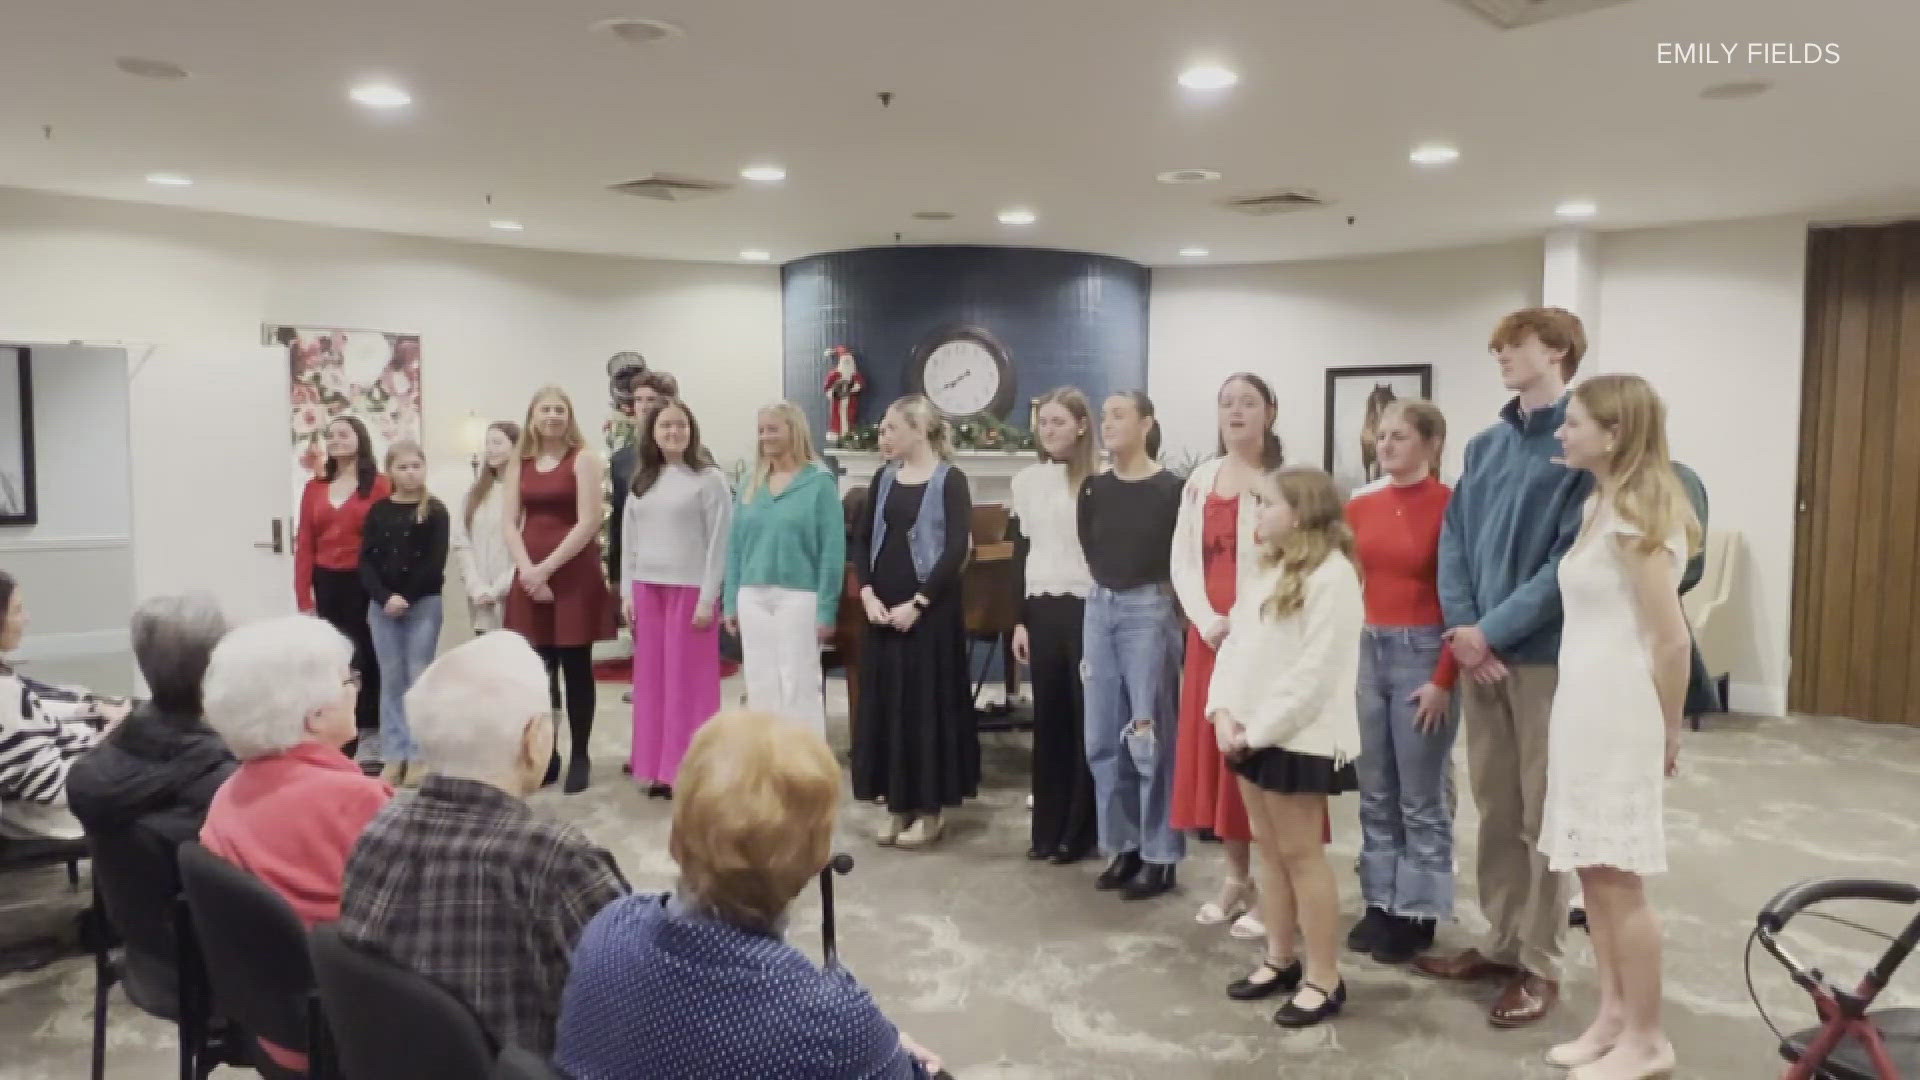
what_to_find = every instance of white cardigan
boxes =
[1169,457,1264,640]
[1205,554,1364,763]
[452,483,515,607]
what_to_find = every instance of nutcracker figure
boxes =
[822,346,865,446]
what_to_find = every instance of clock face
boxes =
[922,339,1003,416]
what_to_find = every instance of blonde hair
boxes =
[1261,467,1357,619]
[516,385,587,460]
[1034,387,1097,493]
[1381,399,1447,474]
[885,394,952,461]
[669,710,840,930]
[742,402,818,504]
[1571,374,1703,557]
[382,438,442,524]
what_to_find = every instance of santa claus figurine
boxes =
[822,346,865,445]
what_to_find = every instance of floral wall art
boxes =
[268,325,423,524]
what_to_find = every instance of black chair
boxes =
[0,834,87,889]
[177,841,334,1080]
[85,824,221,1080]
[491,1048,564,1080]
[309,924,497,1080]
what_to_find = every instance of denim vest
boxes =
[869,460,952,584]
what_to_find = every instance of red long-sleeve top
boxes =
[1347,475,1458,689]
[294,473,392,611]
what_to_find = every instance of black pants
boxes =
[1026,596,1097,856]
[312,568,380,734]
[539,645,595,761]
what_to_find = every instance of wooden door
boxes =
[1790,223,1920,724]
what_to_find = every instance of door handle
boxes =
[253,518,284,554]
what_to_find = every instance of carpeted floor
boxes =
[3,677,1917,1079]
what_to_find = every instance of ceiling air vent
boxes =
[1222,189,1329,216]
[1449,0,1635,30]
[607,173,733,201]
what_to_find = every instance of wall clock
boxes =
[909,326,1015,420]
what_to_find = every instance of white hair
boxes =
[202,614,354,760]
[405,630,549,780]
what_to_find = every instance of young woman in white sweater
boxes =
[1207,467,1363,1029]
[452,421,521,633]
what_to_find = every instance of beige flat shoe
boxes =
[876,814,911,846]
[896,813,944,848]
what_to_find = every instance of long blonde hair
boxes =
[1572,374,1702,556]
[383,439,444,525]
[462,420,520,530]
[742,401,818,504]
[1261,468,1357,619]
[1034,386,1097,493]
[885,394,952,462]
[516,385,587,460]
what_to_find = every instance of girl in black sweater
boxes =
[360,439,449,786]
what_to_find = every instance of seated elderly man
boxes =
[200,614,393,927]
[555,710,943,1080]
[338,630,628,1055]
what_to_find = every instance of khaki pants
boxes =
[1463,664,1568,981]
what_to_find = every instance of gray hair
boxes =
[405,630,549,780]
[202,614,354,760]
[131,592,228,714]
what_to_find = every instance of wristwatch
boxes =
[911,595,930,611]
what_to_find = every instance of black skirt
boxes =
[849,597,981,814]
[1231,747,1358,796]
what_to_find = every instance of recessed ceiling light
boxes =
[1700,79,1772,101]
[1410,144,1460,166]
[590,17,685,45]
[740,249,773,262]
[911,210,955,221]
[997,208,1037,226]
[349,83,412,109]
[115,56,189,80]
[740,165,786,183]
[1178,64,1239,91]
[145,173,192,187]
[1179,247,1210,258]
[1157,168,1222,185]
[490,220,524,231]
[1555,200,1598,219]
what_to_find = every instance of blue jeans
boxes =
[1081,584,1186,866]
[367,594,443,762]
[1356,625,1457,919]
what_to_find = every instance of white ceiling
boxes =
[3,0,1915,266]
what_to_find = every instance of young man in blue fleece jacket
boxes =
[1413,307,1593,1029]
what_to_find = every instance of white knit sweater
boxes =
[1205,554,1364,763]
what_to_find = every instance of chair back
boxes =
[88,822,203,1016]
[309,924,497,1080]
[176,840,321,1059]
[491,1047,565,1080]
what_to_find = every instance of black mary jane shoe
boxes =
[1050,844,1093,866]
[1226,958,1302,1001]
[1274,981,1347,1028]
[1121,862,1176,901]
[1094,851,1143,890]
[646,783,673,800]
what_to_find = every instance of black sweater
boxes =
[359,497,449,604]
[1077,469,1183,590]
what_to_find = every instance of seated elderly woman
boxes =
[555,710,943,1080]
[200,613,393,927]
[0,570,130,840]
[338,630,628,1055]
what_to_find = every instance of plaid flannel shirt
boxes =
[338,775,628,1053]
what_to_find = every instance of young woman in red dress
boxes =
[503,385,617,794]
[1170,373,1283,940]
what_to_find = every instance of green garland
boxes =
[839,414,1035,453]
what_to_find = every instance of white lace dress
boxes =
[1539,496,1686,875]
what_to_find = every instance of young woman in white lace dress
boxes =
[1540,374,1699,1080]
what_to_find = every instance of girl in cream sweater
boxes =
[1207,467,1363,1029]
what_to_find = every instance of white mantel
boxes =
[829,449,1035,505]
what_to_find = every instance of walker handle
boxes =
[1758,879,1919,934]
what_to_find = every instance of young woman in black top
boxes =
[1078,391,1187,899]
[359,439,449,786]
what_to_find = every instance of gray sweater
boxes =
[619,465,733,614]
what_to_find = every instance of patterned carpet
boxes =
[3,678,1917,1079]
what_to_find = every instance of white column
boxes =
[1542,229,1601,371]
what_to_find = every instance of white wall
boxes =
[1598,215,1808,716]
[0,186,783,608]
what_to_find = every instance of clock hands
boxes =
[941,370,971,390]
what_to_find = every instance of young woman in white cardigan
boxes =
[1207,466,1363,1029]
[452,421,521,633]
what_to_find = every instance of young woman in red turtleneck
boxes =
[294,415,391,742]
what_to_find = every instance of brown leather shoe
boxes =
[1410,948,1520,983]
[1489,972,1559,1028]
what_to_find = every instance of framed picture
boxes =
[0,347,36,526]
[1324,364,1432,495]
[265,325,422,529]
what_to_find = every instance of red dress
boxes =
[1171,493,1253,842]
[504,451,616,648]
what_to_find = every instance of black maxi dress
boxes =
[850,468,981,815]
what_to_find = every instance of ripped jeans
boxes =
[1082,583,1186,866]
